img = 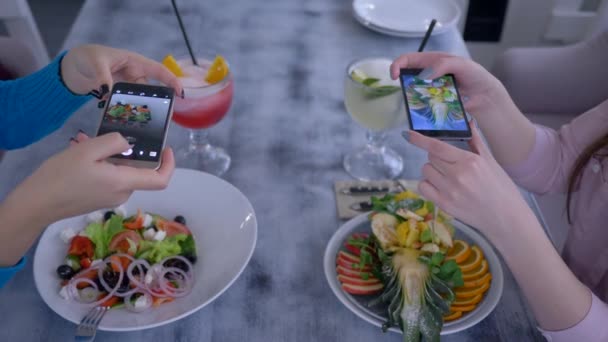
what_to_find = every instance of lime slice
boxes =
[350,69,368,83]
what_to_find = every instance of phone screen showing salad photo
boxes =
[97,82,174,165]
[400,69,471,140]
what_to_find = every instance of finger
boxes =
[407,131,470,162]
[428,154,455,175]
[76,132,90,142]
[69,137,78,146]
[417,180,443,207]
[115,148,175,190]
[80,132,130,160]
[390,52,453,79]
[468,121,492,158]
[129,54,183,94]
[92,59,115,93]
[133,76,148,84]
[421,162,452,191]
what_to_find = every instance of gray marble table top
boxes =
[0,0,546,341]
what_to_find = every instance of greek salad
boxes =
[56,206,197,312]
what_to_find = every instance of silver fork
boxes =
[75,306,109,342]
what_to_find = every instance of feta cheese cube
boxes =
[114,205,128,218]
[144,273,154,285]
[142,214,153,228]
[143,228,156,241]
[134,295,150,309]
[153,230,166,241]
[59,286,70,300]
[59,227,76,244]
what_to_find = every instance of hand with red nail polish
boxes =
[61,44,184,97]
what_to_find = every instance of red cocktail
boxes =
[172,57,233,176]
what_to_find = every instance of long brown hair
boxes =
[567,133,608,223]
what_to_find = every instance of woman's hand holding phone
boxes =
[60,44,183,97]
[0,132,175,265]
[391,52,536,168]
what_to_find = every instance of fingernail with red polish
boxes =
[180,89,185,99]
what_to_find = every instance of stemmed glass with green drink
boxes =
[343,57,405,181]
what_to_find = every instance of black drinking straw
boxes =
[417,19,437,52]
[171,0,198,66]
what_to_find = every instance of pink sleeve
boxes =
[538,292,608,341]
[504,99,608,194]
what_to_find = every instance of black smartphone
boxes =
[96,82,175,169]
[399,69,472,140]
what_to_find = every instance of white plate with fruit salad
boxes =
[33,168,257,331]
[324,190,503,339]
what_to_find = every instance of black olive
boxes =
[56,265,76,280]
[104,211,115,221]
[173,215,186,225]
[117,276,130,293]
[185,255,197,264]
[102,271,120,288]
[132,265,148,276]
[163,259,189,272]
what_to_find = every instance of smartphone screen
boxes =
[97,82,174,168]
[400,69,471,140]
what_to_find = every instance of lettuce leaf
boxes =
[85,214,125,259]
[137,234,189,264]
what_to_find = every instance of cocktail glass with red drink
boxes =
[172,56,234,176]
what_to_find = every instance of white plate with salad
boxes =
[33,168,257,331]
[324,190,503,339]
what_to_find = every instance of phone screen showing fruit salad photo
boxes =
[400,69,471,140]
[97,82,175,166]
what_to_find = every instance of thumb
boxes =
[468,120,491,158]
[92,60,114,98]
[80,132,130,160]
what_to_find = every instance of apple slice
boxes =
[338,251,360,263]
[337,274,381,286]
[342,282,384,295]
[336,257,372,272]
[336,265,377,280]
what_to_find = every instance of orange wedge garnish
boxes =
[455,281,490,299]
[446,240,471,264]
[462,260,489,281]
[452,293,483,306]
[205,55,229,84]
[162,54,184,77]
[458,246,483,273]
[443,311,462,321]
[462,272,492,289]
[450,304,478,313]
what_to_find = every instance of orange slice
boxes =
[450,304,478,313]
[462,260,489,281]
[458,246,483,273]
[443,311,462,321]
[452,293,483,306]
[446,240,471,264]
[205,55,229,84]
[162,54,184,77]
[455,281,490,299]
[462,272,492,289]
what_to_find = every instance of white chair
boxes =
[0,0,49,69]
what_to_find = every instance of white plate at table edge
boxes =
[324,212,504,335]
[352,0,461,38]
[33,168,258,332]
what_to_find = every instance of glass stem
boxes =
[366,130,386,150]
[189,129,210,150]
